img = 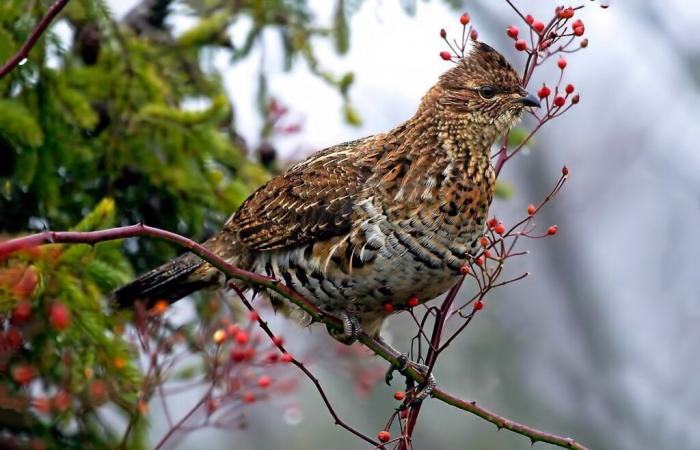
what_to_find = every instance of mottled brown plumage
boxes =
[114,42,539,338]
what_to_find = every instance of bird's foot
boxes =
[327,312,361,345]
[385,354,437,405]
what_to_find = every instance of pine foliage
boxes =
[0,0,363,447]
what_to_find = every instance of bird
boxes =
[113,41,540,346]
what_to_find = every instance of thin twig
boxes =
[0,0,72,78]
[0,225,586,449]
[227,282,383,448]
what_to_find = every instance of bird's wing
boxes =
[226,137,380,251]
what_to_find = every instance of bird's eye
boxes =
[479,86,496,99]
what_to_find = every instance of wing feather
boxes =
[226,137,380,251]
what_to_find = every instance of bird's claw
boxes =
[385,355,437,405]
[327,312,361,345]
[385,354,408,385]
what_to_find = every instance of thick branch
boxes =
[432,389,588,450]
[0,226,587,450]
[0,0,72,79]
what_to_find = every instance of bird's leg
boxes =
[377,336,437,404]
[327,312,361,345]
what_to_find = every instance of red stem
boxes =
[0,0,72,79]
[0,224,587,450]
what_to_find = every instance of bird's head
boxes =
[431,41,539,142]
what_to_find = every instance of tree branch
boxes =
[0,0,72,79]
[0,225,588,450]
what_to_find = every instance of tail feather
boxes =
[112,252,216,308]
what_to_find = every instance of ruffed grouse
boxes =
[114,41,539,342]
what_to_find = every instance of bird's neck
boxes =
[373,103,495,203]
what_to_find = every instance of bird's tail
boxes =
[113,250,221,309]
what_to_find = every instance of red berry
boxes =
[470,29,478,41]
[553,96,566,107]
[572,19,584,29]
[243,347,256,360]
[475,256,485,267]
[459,265,470,275]
[11,267,38,298]
[12,364,35,385]
[557,58,567,69]
[547,225,558,236]
[571,94,580,104]
[235,330,249,345]
[248,311,260,322]
[227,323,239,337]
[266,351,279,363]
[525,14,534,24]
[378,431,391,443]
[537,85,551,98]
[33,396,51,414]
[473,300,484,311]
[407,296,420,308]
[459,13,470,26]
[394,391,405,401]
[440,28,446,39]
[53,391,71,411]
[506,25,519,39]
[484,250,492,259]
[89,380,108,404]
[527,204,537,215]
[230,349,246,362]
[207,398,219,413]
[494,223,506,235]
[565,84,575,94]
[383,303,394,313]
[532,21,545,33]
[562,166,569,176]
[11,301,32,323]
[50,303,70,331]
[480,237,489,247]
[514,40,527,51]
[257,375,271,388]
[6,328,22,349]
[281,353,293,363]
[487,217,498,228]
[573,25,585,36]
[558,8,574,19]
[242,392,256,403]
[272,335,284,346]
[439,51,451,61]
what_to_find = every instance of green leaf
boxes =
[339,71,354,97]
[13,147,38,187]
[177,12,230,47]
[0,27,16,68]
[72,198,116,232]
[343,103,362,126]
[333,0,350,55]
[0,100,44,148]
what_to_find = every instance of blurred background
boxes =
[2,0,699,449]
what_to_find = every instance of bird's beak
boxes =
[518,92,541,108]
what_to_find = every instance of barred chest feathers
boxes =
[253,141,495,337]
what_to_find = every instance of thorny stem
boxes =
[0,224,586,450]
[0,0,72,78]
